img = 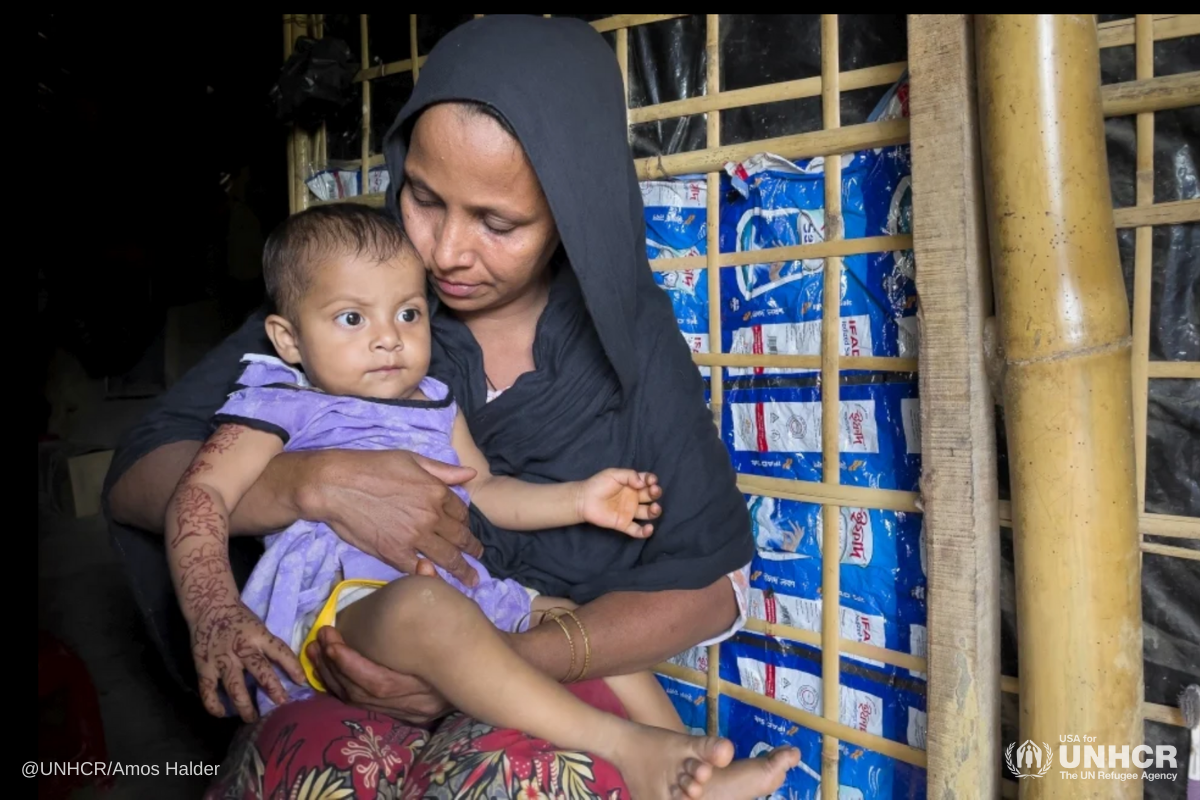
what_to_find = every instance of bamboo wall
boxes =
[280,14,1200,798]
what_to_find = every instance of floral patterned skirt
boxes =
[205,680,631,799]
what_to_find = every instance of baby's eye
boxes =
[335,311,364,328]
[398,308,421,323]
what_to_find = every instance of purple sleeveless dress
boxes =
[213,354,532,713]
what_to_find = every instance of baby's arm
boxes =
[165,423,306,720]
[450,412,662,536]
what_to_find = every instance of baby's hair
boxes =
[263,203,414,320]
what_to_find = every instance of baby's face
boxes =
[292,251,432,399]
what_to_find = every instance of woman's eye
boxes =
[485,219,514,235]
[398,308,420,323]
[335,311,364,327]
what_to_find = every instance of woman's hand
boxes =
[577,469,662,538]
[294,450,485,585]
[305,559,452,724]
[306,626,452,724]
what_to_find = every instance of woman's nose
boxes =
[433,212,473,270]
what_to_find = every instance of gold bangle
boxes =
[545,611,577,683]
[559,609,591,683]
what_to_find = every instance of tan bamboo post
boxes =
[291,15,312,213]
[410,16,420,82]
[1131,14,1154,519]
[360,15,372,197]
[703,13,724,736]
[284,15,297,214]
[907,14,1000,799]
[818,15,842,798]
[976,15,1143,798]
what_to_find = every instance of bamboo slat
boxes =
[1113,198,1200,228]
[693,353,917,372]
[818,17,842,796]
[1139,514,1200,540]
[360,15,371,197]
[410,15,420,81]
[742,617,928,673]
[1097,14,1200,48]
[649,234,913,272]
[1140,541,1200,561]
[720,680,928,767]
[1102,71,1200,117]
[634,118,909,180]
[591,14,687,33]
[1146,361,1200,379]
[705,15,724,430]
[702,14,725,736]
[628,62,907,125]
[1132,15,1156,517]
[658,660,975,750]
[738,474,921,514]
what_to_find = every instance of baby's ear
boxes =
[265,315,302,365]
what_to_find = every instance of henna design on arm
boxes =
[171,485,227,548]
[199,425,245,456]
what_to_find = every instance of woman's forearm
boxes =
[109,441,313,537]
[512,577,737,680]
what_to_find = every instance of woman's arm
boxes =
[509,578,737,678]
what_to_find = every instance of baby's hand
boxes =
[189,601,308,722]
[578,469,663,537]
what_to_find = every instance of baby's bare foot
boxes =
[702,746,800,800]
[610,724,735,800]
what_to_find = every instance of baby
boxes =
[165,203,797,800]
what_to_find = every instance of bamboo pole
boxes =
[648,233,913,272]
[1097,13,1200,48]
[360,15,371,198]
[410,15,419,81]
[1112,197,1200,227]
[628,62,907,125]
[1132,15,1155,517]
[1146,361,1200,379]
[703,13,723,737]
[284,15,297,215]
[742,616,928,672]
[907,15,1000,798]
[704,13,723,431]
[1101,71,1200,117]
[818,15,841,798]
[736,474,920,514]
[590,14,686,33]
[976,15,1143,798]
[695,353,917,372]
[634,118,908,180]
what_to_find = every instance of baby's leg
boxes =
[501,591,799,798]
[337,576,728,800]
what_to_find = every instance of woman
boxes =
[106,15,763,798]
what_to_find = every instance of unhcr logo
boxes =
[1006,740,1053,778]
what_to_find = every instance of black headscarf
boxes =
[383,15,753,602]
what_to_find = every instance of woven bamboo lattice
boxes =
[281,13,1200,796]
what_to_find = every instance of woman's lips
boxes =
[434,277,481,298]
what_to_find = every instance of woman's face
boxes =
[399,104,561,316]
